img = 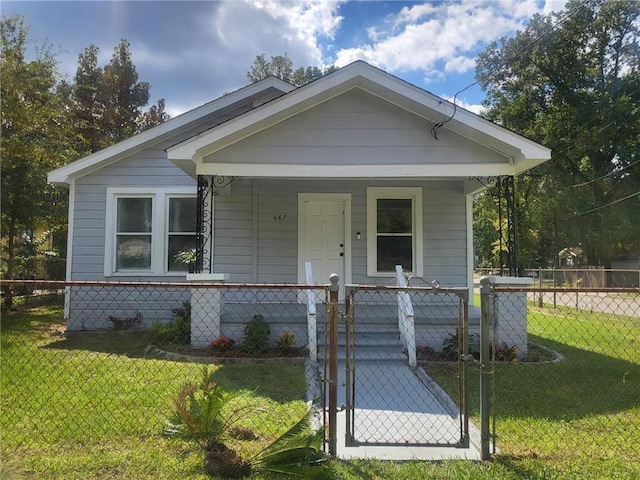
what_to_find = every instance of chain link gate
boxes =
[322,281,471,449]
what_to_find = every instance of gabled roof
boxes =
[47,77,295,186]
[167,61,551,177]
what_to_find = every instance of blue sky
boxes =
[4,1,565,117]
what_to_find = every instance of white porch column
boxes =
[486,276,533,357]
[186,273,230,348]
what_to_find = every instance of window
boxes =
[116,197,153,270]
[367,187,423,277]
[105,187,196,276]
[167,197,197,271]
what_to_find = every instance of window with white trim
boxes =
[105,187,196,276]
[166,196,197,272]
[367,187,423,277]
[116,197,153,270]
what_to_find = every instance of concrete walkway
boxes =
[331,360,481,460]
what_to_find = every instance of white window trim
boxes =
[164,194,198,273]
[105,186,196,277]
[366,187,423,277]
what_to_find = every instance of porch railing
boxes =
[395,265,416,367]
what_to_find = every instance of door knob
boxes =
[340,253,344,257]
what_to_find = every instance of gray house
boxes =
[49,61,550,352]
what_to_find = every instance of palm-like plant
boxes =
[164,367,249,449]
[165,367,327,478]
[247,407,326,479]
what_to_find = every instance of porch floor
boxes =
[330,360,481,460]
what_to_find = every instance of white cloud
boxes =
[445,56,476,74]
[246,0,344,64]
[441,95,485,116]
[333,0,545,81]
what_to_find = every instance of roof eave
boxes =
[47,77,295,186]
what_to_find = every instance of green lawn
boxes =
[426,302,640,478]
[1,303,639,479]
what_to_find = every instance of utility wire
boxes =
[575,190,640,215]
[430,0,591,140]
[567,158,640,188]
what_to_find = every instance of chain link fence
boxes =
[1,280,326,470]
[337,284,472,449]
[2,279,638,474]
[476,268,640,288]
[482,284,640,462]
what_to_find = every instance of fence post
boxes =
[327,273,339,457]
[479,276,493,461]
[538,268,543,307]
[553,268,557,308]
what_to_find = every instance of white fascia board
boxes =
[47,77,294,186]
[196,162,516,178]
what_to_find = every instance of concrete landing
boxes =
[331,361,481,460]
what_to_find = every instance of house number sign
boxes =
[272,214,287,221]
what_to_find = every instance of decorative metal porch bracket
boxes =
[470,175,519,276]
[195,175,242,273]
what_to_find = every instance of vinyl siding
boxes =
[204,89,507,167]
[213,179,468,287]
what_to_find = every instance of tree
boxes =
[1,15,74,282]
[73,44,103,153]
[100,39,151,143]
[247,54,336,87]
[475,0,640,267]
[69,39,168,154]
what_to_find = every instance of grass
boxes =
[426,302,640,478]
[2,302,640,479]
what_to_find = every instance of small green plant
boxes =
[163,367,248,449]
[246,407,325,478]
[150,301,191,344]
[276,331,296,353]
[242,314,270,354]
[173,248,197,272]
[494,341,519,362]
[107,311,142,330]
[441,329,482,360]
[165,367,325,479]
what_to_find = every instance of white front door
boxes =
[298,194,351,298]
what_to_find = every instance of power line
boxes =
[431,0,591,140]
[567,158,640,189]
[575,191,640,215]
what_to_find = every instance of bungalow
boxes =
[48,61,550,353]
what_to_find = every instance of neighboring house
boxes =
[558,246,584,267]
[49,61,550,350]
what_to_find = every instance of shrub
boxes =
[150,301,191,344]
[276,332,296,353]
[242,314,270,354]
[494,341,519,362]
[165,367,326,479]
[107,311,142,330]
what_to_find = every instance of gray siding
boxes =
[205,89,507,166]
[213,179,468,287]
